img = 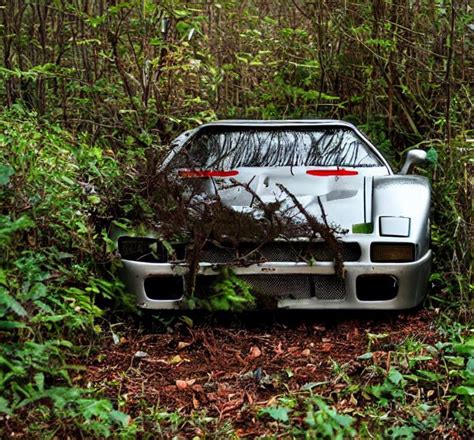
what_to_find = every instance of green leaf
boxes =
[109,409,131,427]
[0,215,34,245]
[358,352,373,360]
[454,338,474,357]
[386,425,419,439]
[78,398,113,420]
[331,412,354,428]
[388,368,403,385]
[259,405,291,422]
[0,397,11,415]
[0,320,28,329]
[87,195,101,204]
[34,372,45,392]
[0,287,27,317]
[0,164,14,185]
[30,283,48,299]
[426,147,438,164]
[173,9,190,18]
[0,269,7,286]
[466,358,474,372]
[445,356,465,367]
[453,386,474,396]
[416,370,443,382]
[300,381,328,390]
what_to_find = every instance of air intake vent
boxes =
[194,274,346,302]
[239,275,313,300]
[199,242,361,263]
[313,275,346,300]
[144,276,184,300]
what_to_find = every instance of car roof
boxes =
[199,119,358,129]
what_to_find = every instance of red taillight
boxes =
[177,169,239,179]
[306,169,358,176]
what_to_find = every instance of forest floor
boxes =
[83,308,446,437]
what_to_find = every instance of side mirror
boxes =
[400,149,427,175]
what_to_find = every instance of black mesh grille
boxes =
[313,275,346,300]
[120,236,361,265]
[199,242,361,263]
[194,274,346,302]
[239,275,312,300]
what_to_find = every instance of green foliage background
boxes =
[0,0,471,437]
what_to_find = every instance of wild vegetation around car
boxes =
[0,0,471,437]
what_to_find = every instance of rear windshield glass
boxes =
[177,127,382,168]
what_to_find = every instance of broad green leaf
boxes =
[358,352,373,360]
[453,386,474,396]
[0,164,14,185]
[426,147,438,164]
[388,368,403,385]
[0,320,28,329]
[109,409,131,427]
[454,338,474,357]
[0,287,27,317]
[445,356,465,367]
[259,405,291,422]
[0,397,11,415]
[78,398,112,419]
[34,373,44,392]
[416,370,443,382]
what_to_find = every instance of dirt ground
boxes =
[84,309,438,436]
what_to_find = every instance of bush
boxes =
[0,106,129,436]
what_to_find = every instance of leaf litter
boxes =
[82,309,443,435]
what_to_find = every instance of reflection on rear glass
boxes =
[181,128,382,168]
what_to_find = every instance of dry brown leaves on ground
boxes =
[83,309,438,435]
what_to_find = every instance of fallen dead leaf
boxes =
[246,392,254,404]
[274,342,284,355]
[235,352,246,365]
[168,354,190,365]
[176,380,188,390]
[177,341,191,350]
[247,346,262,361]
[265,395,278,406]
[192,384,204,393]
[301,349,311,357]
[321,343,333,352]
[163,385,176,393]
[176,378,196,390]
[220,398,244,415]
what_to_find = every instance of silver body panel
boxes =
[119,120,431,310]
[121,250,431,310]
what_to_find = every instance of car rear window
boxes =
[177,127,383,169]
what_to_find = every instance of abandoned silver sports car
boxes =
[117,120,431,310]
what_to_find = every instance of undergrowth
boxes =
[0,105,471,438]
[0,107,132,436]
[0,0,471,436]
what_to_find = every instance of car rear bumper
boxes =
[120,250,431,310]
